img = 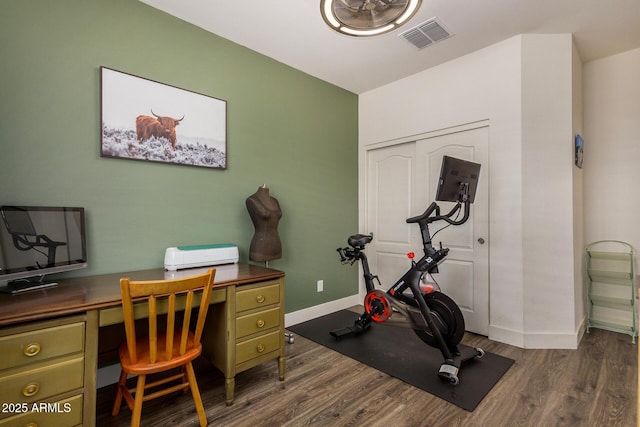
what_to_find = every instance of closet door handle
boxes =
[477,238,485,245]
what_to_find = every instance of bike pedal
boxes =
[329,328,353,338]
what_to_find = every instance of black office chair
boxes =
[0,207,67,266]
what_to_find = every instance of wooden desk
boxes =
[0,263,285,427]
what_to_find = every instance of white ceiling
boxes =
[140,0,640,94]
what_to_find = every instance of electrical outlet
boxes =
[317,280,324,292]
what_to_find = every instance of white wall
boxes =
[572,42,585,336]
[360,34,583,348]
[583,49,640,265]
[360,36,526,345]
[520,35,581,348]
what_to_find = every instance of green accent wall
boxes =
[0,0,359,312]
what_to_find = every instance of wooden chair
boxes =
[112,269,216,427]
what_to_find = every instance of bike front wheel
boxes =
[413,292,465,350]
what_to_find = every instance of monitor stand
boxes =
[0,277,58,294]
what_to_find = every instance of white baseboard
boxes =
[576,314,587,344]
[285,294,361,328]
[488,325,525,348]
[522,331,579,349]
[489,316,587,350]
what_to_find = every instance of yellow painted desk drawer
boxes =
[99,287,226,326]
[236,330,281,365]
[0,323,84,371]
[0,394,82,427]
[236,307,281,339]
[236,282,280,312]
[0,356,84,405]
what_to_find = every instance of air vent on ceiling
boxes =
[400,17,453,49]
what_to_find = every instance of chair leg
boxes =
[131,374,146,427]
[185,361,207,427]
[112,369,127,416]
[181,365,189,393]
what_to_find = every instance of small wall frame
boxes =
[575,134,584,168]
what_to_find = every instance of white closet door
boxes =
[415,126,489,335]
[365,125,489,335]
[365,142,416,288]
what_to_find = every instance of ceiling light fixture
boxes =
[321,0,422,37]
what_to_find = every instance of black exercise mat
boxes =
[289,309,514,411]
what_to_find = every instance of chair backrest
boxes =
[119,269,216,364]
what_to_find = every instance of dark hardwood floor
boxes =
[96,325,637,426]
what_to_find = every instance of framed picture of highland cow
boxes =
[100,67,227,169]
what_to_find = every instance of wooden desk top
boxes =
[0,263,284,327]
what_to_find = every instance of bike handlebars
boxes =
[406,200,470,227]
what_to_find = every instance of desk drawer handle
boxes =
[22,382,40,397]
[24,423,38,427]
[256,295,265,304]
[24,343,41,357]
[256,343,265,353]
[256,319,265,328]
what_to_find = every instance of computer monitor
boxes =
[435,156,481,203]
[0,206,87,293]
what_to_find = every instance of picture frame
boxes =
[575,134,584,168]
[100,67,227,169]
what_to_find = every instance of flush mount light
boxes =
[321,0,422,37]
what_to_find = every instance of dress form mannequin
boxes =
[246,184,282,265]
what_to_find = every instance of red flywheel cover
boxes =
[364,290,392,322]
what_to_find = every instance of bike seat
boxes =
[348,234,373,248]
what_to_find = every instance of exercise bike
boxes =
[331,156,483,385]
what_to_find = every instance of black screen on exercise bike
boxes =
[435,156,481,203]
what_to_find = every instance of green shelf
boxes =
[588,294,633,310]
[586,240,636,343]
